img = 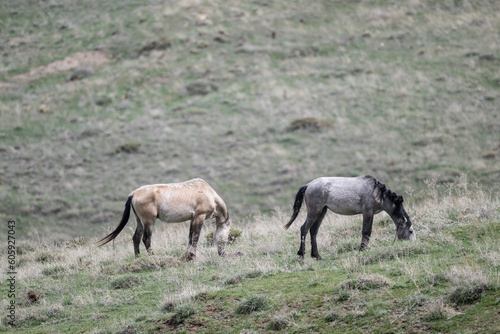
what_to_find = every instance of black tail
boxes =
[96,194,133,246]
[284,185,307,230]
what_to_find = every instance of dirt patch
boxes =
[12,50,111,83]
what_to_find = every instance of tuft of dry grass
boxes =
[235,294,269,314]
[446,266,493,305]
[339,274,395,290]
[424,299,462,321]
[267,314,292,331]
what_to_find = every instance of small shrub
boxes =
[224,275,242,286]
[138,37,171,55]
[245,270,262,278]
[446,266,492,305]
[324,311,341,323]
[68,68,93,81]
[428,272,449,286]
[406,293,429,308]
[172,303,196,324]
[186,81,218,96]
[95,95,113,106]
[115,142,141,154]
[205,232,214,245]
[228,228,242,243]
[287,117,334,132]
[235,295,269,314]
[163,300,175,312]
[425,307,447,321]
[205,228,242,245]
[110,275,142,289]
[267,314,290,331]
[448,284,488,305]
[337,288,351,302]
[424,301,460,321]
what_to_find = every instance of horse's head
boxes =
[214,213,231,256]
[396,208,416,241]
[384,192,416,241]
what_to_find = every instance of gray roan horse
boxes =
[284,175,415,259]
[97,178,230,260]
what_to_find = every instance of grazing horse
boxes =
[284,175,415,259]
[97,178,230,260]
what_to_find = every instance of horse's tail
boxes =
[284,185,307,230]
[96,194,133,246]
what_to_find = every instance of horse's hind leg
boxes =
[132,215,144,258]
[309,207,327,260]
[298,207,324,258]
[298,221,310,258]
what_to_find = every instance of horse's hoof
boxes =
[313,255,322,260]
[184,253,196,261]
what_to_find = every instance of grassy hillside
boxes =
[1,177,499,333]
[1,0,499,239]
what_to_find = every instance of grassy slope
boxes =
[0,178,499,333]
[1,0,499,239]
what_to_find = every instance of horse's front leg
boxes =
[143,223,154,255]
[360,212,373,251]
[185,214,206,261]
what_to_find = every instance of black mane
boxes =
[365,175,405,218]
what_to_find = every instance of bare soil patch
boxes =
[12,50,111,83]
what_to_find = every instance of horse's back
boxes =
[306,176,376,215]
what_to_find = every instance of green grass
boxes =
[1,177,499,333]
[1,0,500,239]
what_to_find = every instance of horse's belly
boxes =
[157,211,193,223]
[325,192,363,215]
[327,203,361,215]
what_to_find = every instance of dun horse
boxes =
[97,178,230,260]
[284,175,415,259]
